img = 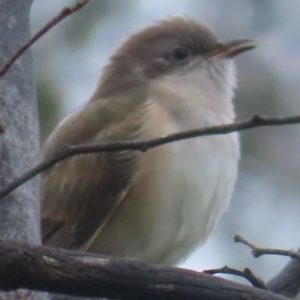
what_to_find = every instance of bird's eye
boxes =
[168,47,191,64]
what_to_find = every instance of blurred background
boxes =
[31,0,300,284]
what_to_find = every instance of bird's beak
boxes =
[208,39,256,59]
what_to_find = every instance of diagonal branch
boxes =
[0,0,91,79]
[0,240,290,300]
[1,113,300,199]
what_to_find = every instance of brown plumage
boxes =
[41,17,255,265]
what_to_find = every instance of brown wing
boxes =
[41,96,148,250]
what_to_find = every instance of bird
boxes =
[41,17,255,266]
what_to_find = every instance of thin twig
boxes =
[1,113,300,199]
[234,234,300,259]
[204,265,267,289]
[0,0,91,79]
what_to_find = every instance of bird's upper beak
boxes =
[208,39,256,59]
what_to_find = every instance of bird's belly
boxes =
[89,99,239,264]
[90,131,239,265]
[152,134,239,265]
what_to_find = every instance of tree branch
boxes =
[204,265,267,289]
[0,240,290,300]
[1,113,300,199]
[234,234,300,259]
[234,234,300,298]
[267,249,300,298]
[0,0,91,79]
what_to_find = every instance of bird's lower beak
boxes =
[209,39,256,59]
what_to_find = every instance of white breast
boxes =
[88,60,240,265]
[146,60,240,265]
[156,131,239,265]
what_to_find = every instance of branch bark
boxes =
[0,241,291,300]
[0,0,48,299]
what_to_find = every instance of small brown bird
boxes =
[41,17,255,265]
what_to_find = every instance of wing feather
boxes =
[41,97,148,250]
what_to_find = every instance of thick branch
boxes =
[0,241,290,300]
[2,113,300,199]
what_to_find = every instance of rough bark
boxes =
[0,241,291,300]
[0,0,47,299]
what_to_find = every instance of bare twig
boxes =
[0,0,91,79]
[0,240,289,300]
[204,265,267,289]
[2,113,300,199]
[234,234,300,259]
[235,234,300,297]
